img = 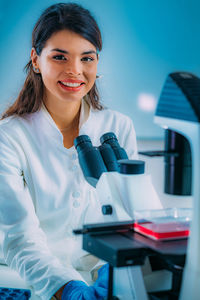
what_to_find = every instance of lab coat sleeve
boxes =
[120,116,138,159]
[0,128,84,299]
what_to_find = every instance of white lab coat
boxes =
[0,99,137,299]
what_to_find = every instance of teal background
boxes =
[0,0,200,138]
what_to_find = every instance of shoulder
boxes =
[83,107,136,148]
[0,114,32,140]
[0,117,21,147]
[90,107,133,126]
[90,108,138,159]
[0,116,18,133]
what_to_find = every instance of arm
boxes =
[0,129,84,299]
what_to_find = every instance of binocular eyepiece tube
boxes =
[100,132,128,160]
[74,135,107,187]
[74,132,128,187]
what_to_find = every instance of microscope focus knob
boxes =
[102,205,113,215]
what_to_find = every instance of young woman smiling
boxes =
[30,29,99,148]
[0,3,138,300]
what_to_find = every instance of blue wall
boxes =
[0,0,200,138]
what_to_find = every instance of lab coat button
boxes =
[73,200,80,208]
[71,165,78,171]
[71,153,77,160]
[72,191,81,198]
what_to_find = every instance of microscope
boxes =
[154,72,200,300]
[74,72,200,300]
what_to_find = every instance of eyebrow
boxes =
[51,48,97,55]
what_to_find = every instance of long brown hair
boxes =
[1,3,103,119]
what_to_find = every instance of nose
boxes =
[65,58,82,76]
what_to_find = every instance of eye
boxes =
[81,57,95,62]
[53,55,66,61]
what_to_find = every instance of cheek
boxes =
[41,66,56,79]
[87,66,98,82]
[39,59,60,80]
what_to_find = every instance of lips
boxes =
[58,79,85,92]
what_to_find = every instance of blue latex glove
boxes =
[62,281,97,300]
[93,263,109,297]
[62,264,109,300]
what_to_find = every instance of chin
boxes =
[60,95,83,103]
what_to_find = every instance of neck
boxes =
[43,98,82,132]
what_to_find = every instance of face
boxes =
[31,30,98,106]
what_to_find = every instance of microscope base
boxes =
[82,222,187,300]
[113,266,148,300]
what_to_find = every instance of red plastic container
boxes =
[134,208,191,241]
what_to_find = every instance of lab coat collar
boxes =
[35,98,92,149]
[78,96,90,129]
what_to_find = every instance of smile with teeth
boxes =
[60,81,84,87]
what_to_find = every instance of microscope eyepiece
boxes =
[74,132,130,187]
[100,132,118,144]
[98,144,119,171]
[100,132,128,160]
[74,135,107,187]
[74,135,91,149]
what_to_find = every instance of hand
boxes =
[62,281,104,300]
[62,264,109,300]
[93,264,109,298]
[94,264,109,289]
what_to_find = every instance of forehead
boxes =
[43,29,96,53]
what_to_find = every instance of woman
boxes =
[0,3,137,299]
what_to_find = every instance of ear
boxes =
[31,48,40,69]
